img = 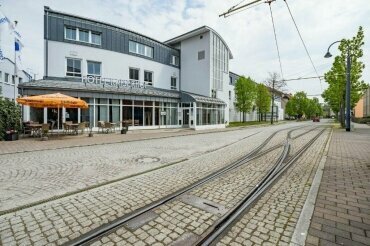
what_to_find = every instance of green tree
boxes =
[305,99,318,119]
[255,83,271,121]
[323,26,368,127]
[0,97,22,140]
[285,100,296,118]
[291,91,308,119]
[234,76,257,122]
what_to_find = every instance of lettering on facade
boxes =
[82,76,146,89]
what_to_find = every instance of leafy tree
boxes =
[255,83,271,121]
[323,26,368,127]
[305,99,318,119]
[234,76,257,122]
[0,97,22,140]
[288,91,309,119]
[285,100,296,118]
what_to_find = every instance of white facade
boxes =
[46,41,180,91]
[0,58,31,100]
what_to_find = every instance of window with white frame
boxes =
[87,61,101,77]
[129,41,153,58]
[0,71,2,82]
[144,71,153,86]
[19,77,23,84]
[171,77,177,90]
[65,27,77,40]
[64,26,101,46]
[11,75,15,84]
[170,55,179,66]
[129,68,139,80]
[66,58,82,77]
[4,73,9,83]
[91,32,101,45]
[79,29,89,42]
[229,91,231,100]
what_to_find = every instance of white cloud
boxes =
[1,0,369,101]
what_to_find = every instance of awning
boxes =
[181,92,226,105]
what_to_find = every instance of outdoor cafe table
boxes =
[66,123,79,135]
[29,124,42,137]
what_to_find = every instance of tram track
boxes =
[66,125,317,246]
[197,128,327,245]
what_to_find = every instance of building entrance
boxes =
[183,109,190,127]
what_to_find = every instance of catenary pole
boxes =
[346,48,351,131]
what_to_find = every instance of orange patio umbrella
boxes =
[17,93,89,131]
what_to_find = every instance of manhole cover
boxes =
[136,157,160,163]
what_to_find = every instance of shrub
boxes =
[0,97,22,140]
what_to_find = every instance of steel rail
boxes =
[198,128,326,245]
[67,125,309,245]
[67,128,292,246]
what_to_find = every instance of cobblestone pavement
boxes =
[0,123,285,155]
[306,125,370,246]
[92,145,286,245]
[0,127,262,212]
[1,123,306,245]
[216,129,330,246]
[289,128,324,157]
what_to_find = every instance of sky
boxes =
[1,0,369,102]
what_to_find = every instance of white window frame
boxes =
[66,57,82,77]
[4,73,9,83]
[129,67,140,81]
[171,77,177,90]
[170,55,179,66]
[64,26,101,46]
[144,70,153,86]
[0,71,2,82]
[91,32,102,45]
[128,40,153,58]
[65,27,77,41]
[78,29,90,43]
[87,60,102,77]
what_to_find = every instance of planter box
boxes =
[5,133,19,141]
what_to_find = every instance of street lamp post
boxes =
[324,40,351,132]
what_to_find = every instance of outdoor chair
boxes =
[23,121,33,135]
[77,122,86,134]
[63,123,71,135]
[97,121,105,133]
[41,123,50,137]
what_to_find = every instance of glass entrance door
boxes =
[183,109,190,127]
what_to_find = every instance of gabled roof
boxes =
[164,26,233,59]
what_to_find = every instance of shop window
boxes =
[66,58,82,77]
[144,71,153,86]
[171,77,177,90]
[87,61,101,77]
[129,68,139,80]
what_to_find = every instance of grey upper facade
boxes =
[44,6,180,68]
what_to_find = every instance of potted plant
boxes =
[5,129,19,141]
[0,97,21,141]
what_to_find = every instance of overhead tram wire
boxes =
[219,0,265,17]
[283,0,323,92]
[267,0,284,80]
[223,2,265,17]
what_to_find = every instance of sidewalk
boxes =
[306,124,370,246]
[0,122,287,155]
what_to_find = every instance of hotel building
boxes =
[19,6,234,130]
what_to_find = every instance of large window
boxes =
[196,103,224,126]
[4,73,9,83]
[65,27,77,40]
[79,29,89,42]
[66,58,82,77]
[171,77,177,90]
[91,32,101,45]
[144,71,153,86]
[87,61,101,77]
[65,26,101,46]
[129,41,153,58]
[170,55,179,66]
[129,68,139,80]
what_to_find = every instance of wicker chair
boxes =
[77,122,85,135]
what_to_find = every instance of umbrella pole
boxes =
[57,105,60,136]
